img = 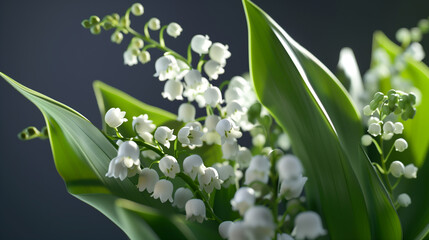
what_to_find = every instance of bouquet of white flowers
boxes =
[2,0,429,239]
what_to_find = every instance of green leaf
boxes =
[1,73,218,239]
[372,32,429,240]
[242,1,401,239]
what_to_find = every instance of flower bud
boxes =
[235,146,252,168]
[123,48,138,66]
[244,206,275,239]
[394,138,408,152]
[185,199,206,223]
[252,134,266,147]
[389,161,405,178]
[131,3,144,16]
[89,15,100,24]
[138,51,151,64]
[394,122,404,134]
[111,31,123,44]
[410,27,422,42]
[151,179,174,203]
[131,37,144,49]
[382,132,394,141]
[154,55,179,81]
[191,35,212,55]
[209,43,231,64]
[230,187,255,215]
[159,155,180,178]
[178,126,203,149]
[418,19,429,33]
[276,154,303,181]
[81,19,91,29]
[361,134,373,146]
[363,105,374,116]
[148,18,161,30]
[397,193,411,207]
[90,25,101,35]
[396,28,411,44]
[204,60,225,80]
[368,123,381,136]
[105,108,128,128]
[218,221,233,239]
[154,126,176,148]
[137,168,159,193]
[383,121,395,134]
[404,164,418,179]
[172,187,193,210]
[177,103,196,122]
[292,211,327,239]
[367,116,380,126]
[167,22,182,38]
[132,114,156,142]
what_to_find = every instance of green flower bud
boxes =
[138,51,151,64]
[394,106,402,115]
[89,15,100,25]
[41,126,49,138]
[374,92,384,102]
[18,131,28,140]
[408,92,417,105]
[120,17,130,27]
[131,3,144,16]
[103,22,114,30]
[131,37,144,49]
[381,103,391,115]
[148,18,161,31]
[398,99,406,109]
[370,100,379,111]
[410,27,422,42]
[81,19,91,29]
[396,28,411,45]
[112,13,120,21]
[90,25,101,35]
[418,19,429,33]
[111,32,124,44]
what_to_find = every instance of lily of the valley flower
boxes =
[398,193,412,207]
[184,69,204,89]
[172,187,193,210]
[276,154,303,181]
[191,35,212,55]
[148,17,160,31]
[106,141,140,181]
[361,134,373,146]
[138,50,151,64]
[213,162,235,188]
[162,79,184,101]
[154,55,180,81]
[137,168,159,193]
[177,103,196,122]
[159,155,180,178]
[166,22,183,38]
[154,126,176,148]
[132,114,156,142]
[204,60,225,80]
[292,211,327,240]
[383,121,395,134]
[244,155,271,185]
[198,167,222,194]
[368,123,382,136]
[123,48,139,66]
[183,154,205,180]
[404,164,418,179]
[151,179,174,203]
[178,125,203,149]
[389,160,405,178]
[185,199,206,223]
[209,42,231,64]
[394,138,408,152]
[243,206,275,240]
[216,118,242,144]
[230,187,255,216]
[394,122,404,134]
[105,107,128,128]
[235,146,252,168]
[221,140,239,160]
[218,221,233,239]
[204,85,223,107]
[280,175,308,200]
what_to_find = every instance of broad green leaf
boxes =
[373,32,429,240]
[243,1,401,239]
[1,73,218,239]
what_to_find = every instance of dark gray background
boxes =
[0,0,428,239]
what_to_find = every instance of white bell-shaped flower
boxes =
[131,3,144,16]
[361,134,373,146]
[363,105,374,116]
[252,134,266,148]
[368,123,382,136]
[277,133,291,151]
[226,101,245,122]
[198,167,222,194]
[184,69,204,89]
[222,139,239,160]
[205,115,221,132]
[235,146,252,168]
[245,155,271,185]
[154,55,179,81]
[162,79,184,101]
[228,221,253,240]
[154,126,176,148]
[394,138,408,152]
[280,175,308,200]
[398,193,411,207]
[218,221,234,239]
[133,114,156,142]
[172,187,193,210]
[123,48,138,66]
[204,60,225,80]
[277,233,294,240]
[141,150,160,160]
[292,211,327,239]
[213,162,235,188]
[185,199,206,223]
[383,121,395,134]
[367,116,381,126]
[159,155,180,178]
[151,179,174,203]
[139,50,151,64]
[177,103,196,122]
[404,164,418,179]
[229,76,250,91]
[204,85,223,107]
[178,126,203,149]
[216,118,242,144]
[148,17,160,30]
[191,35,212,55]
[202,131,222,145]
[105,108,128,128]
[382,132,394,141]
[230,187,255,216]
[166,22,182,38]
[106,141,140,181]
[405,42,425,61]
[137,168,159,193]
[394,122,404,134]
[183,154,205,180]
[276,154,303,181]
[209,42,231,64]
[243,206,275,239]
[225,87,244,105]
[389,161,405,178]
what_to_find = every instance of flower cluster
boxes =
[85,3,327,239]
[361,90,418,209]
